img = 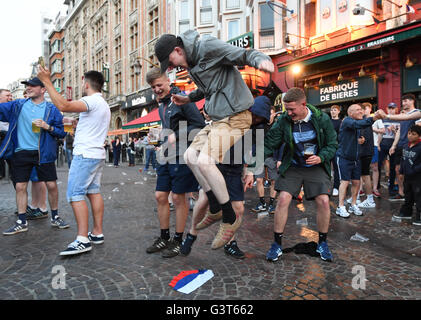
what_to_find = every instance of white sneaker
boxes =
[332,188,339,196]
[336,206,350,218]
[346,197,361,205]
[358,199,376,208]
[349,205,363,216]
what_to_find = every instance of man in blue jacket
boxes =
[0,77,68,235]
[336,104,382,218]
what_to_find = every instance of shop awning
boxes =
[107,127,143,136]
[277,21,421,73]
[122,99,205,129]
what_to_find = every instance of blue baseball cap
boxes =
[21,77,44,87]
[249,96,272,122]
[387,102,397,108]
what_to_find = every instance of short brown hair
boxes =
[361,102,372,111]
[283,87,306,103]
[331,104,341,111]
[146,68,166,85]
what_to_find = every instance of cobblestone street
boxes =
[0,164,420,301]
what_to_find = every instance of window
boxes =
[130,65,140,92]
[115,36,122,60]
[226,0,240,10]
[148,7,159,41]
[130,0,138,12]
[179,0,190,33]
[130,24,138,52]
[200,1,212,25]
[228,20,239,40]
[259,3,274,48]
[115,71,122,95]
[51,40,61,54]
[115,0,121,24]
[51,60,62,74]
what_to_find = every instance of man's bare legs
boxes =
[87,193,104,236]
[30,181,47,211]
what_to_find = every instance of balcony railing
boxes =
[259,29,275,49]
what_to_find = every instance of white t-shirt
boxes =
[73,93,111,159]
[372,119,385,147]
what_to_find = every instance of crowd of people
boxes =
[0,30,420,263]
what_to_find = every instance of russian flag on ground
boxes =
[169,270,214,294]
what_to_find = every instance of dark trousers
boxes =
[144,149,156,171]
[128,150,135,165]
[113,151,120,166]
[378,142,396,192]
[331,153,340,189]
[400,177,421,216]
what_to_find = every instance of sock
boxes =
[319,232,328,244]
[174,232,183,244]
[76,235,89,243]
[18,213,27,224]
[221,201,236,224]
[206,190,221,214]
[39,207,47,213]
[161,229,170,241]
[186,233,197,243]
[269,197,275,206]
[51,209,58,220]
[29,204,37,210]
[259,197,265,204]
[274,232,283,246]
[367,194,374,202]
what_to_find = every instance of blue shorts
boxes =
[337,157,361,181]
[371,146,379,164]
[218,166,244,202]
[67,155,104,202]
[156,163,199,194]
[30,167,39,182]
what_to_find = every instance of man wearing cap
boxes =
[0,89,12,180]
[0,77,68,235]
[154,30,274,249]
[377,102,400,197]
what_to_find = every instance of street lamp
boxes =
[134,56,160,75]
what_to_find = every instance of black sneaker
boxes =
[393,212,412,220]
[224,240,245,259]
[389,194,405,202]
[161,239,181,258]
[412,213,421,226]
[146,237,169,253]
[88,232,104,244]
[27,208,48,220]
[60,240,92,256]
[180,233,197,256]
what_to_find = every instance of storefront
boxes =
[272,20,421,113]
[125,88,157,123]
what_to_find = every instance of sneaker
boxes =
[392,212,412,220]
[88,232,104,244]
[195,210,222,230]
[60,239,92,256]
[335,206,350,218]
[268,204,276,214]
[251,202,267,213]
[389,194,405,202]
[359,190,365,196]
[316,241,333,262]
[51,216,70,229]
[413,213,421,226]
[373,190,381,198]
[169,203,175,211]
[161,239,181,258]
[224,240,245,259]
[3,220,28,235]
[349,205,363,216]
[264,180,270,188]
[346,197,361,205]
[332,188,339,196]
[358,199,376,209]
[266,242,282,262]
[180,233,196,256]
[146,237,169,253]
[26,208,48,220]
[211,216,242,249]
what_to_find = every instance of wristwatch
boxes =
[48,125,54,132]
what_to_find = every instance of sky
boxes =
[0,0,67,89]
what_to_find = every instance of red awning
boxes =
[122,99,205,129]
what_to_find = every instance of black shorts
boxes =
[156,163,199,194]
[395,147,403,166]
[218,166,244,202]
[11,150,57,183]
[360,155,373,176]
[275,165,331,201]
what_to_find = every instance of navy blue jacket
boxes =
[337,116,374,161]
[400,140,421,177]
[0,99,66,163]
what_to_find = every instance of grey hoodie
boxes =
[180,30,271,121]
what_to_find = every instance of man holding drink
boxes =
[0,77,68,235]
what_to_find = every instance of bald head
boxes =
[348,104,364,120]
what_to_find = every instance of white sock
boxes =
[367,194,374,202]
[76,235,90,243]
[29,205,37,210]
[91,233,104,237]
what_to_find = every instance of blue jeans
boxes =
[65,148,73,169]
[144,148,156,171]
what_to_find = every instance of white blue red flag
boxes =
[169,270,214,294]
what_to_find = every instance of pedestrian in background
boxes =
[127,137,135,166]
[38,68,111,256]
[142,132,157,173]
[330,105,342,196]
[112,137,121,168]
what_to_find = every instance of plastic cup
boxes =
[32,120,40,133]
[63,117,74,133]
